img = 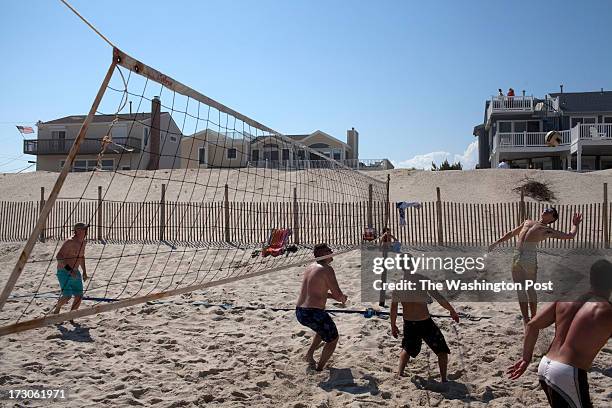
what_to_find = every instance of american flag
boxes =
[16,125,34,134]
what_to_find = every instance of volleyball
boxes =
[545,130,562,147]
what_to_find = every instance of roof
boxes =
[549,91,612,113]
[473,123,485,136]
[250,130,350,148]
[41,112,168,125]
[285,134,310,141]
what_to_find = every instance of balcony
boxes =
[571,123,612,143]
[24,137,142,155]
[494,124,612,152]
[486,95,560,127]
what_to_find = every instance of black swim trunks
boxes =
[295,307,338,343]
[402,317,450,357]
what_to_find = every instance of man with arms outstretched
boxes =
[508,259,612,408]
[390,271,460,381]
[295,243,347,371]
[489,209,582,324]
[53,223,89,318]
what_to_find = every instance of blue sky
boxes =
[2,0,612,172]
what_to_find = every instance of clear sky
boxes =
[2,0,612,172]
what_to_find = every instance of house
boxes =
[24,97,183,172]
[473,89,612,171]
[180,127,369,169]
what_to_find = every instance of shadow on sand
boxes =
[412,375,478,402]
[319,368,379,395]
[55,323,94,343]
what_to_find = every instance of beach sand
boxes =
[0,168,611,407]
[0,244,611,407]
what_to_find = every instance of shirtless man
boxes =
[295,243,347,371]
[390,271,460,381]
[379,227,399,250]
[488,209,582,324]
[508,259,612,408]
[53,223,88,316]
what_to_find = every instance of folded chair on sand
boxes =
[251,228,296,258]
[362,227,377,242]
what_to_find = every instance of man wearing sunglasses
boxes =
[488,208,582,325]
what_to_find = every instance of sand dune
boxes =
[0,168,610,203]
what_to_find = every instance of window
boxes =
[282,149,290,161]
[51,130,66,139]
[170,136,177,142]
[265,150,279,161]
[333,151,341,160]
[60,159,113,172]
[112,126,127,138]
[73,160,87,172]
[252,149,259,162]
[227,148,237,159]
[498,122,511,133]
[527,121,540,132]
[604,117,612,124]
[571,117,596,127]
[198,147,206,164]
[100,159,114,170]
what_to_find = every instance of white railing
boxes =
[490,95,534,112]
[495,124,612,151]
[578,123,612,140]
[245,158,394,170]
[495,130,571,149]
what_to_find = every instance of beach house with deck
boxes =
[24,97,183,172]
[473,89,612,171]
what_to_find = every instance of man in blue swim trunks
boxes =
[296,243,347,371]
[52,222,89,317]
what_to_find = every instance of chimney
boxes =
[346,127,359,161]
[560,84,564,94]
[147,96,161,170]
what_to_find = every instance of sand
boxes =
[1,244,611,407]
[1,167,610,203]
[0,168,611,407]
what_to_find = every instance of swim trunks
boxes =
[538,356,592,408]
[402,317,450,357]
[56,268,83,297]
[295,307,338,342]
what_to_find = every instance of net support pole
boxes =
[39,187,45,243]
[604,183,609,249]
[97,186,103,241]
[293,187,299,245]
[436,187,444,245]
[0,57,117,313]
[384,174,390,229]
[519,189,526,222]
[224,184,230,243]
[367,184,373,228]
[160,184,166,241]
